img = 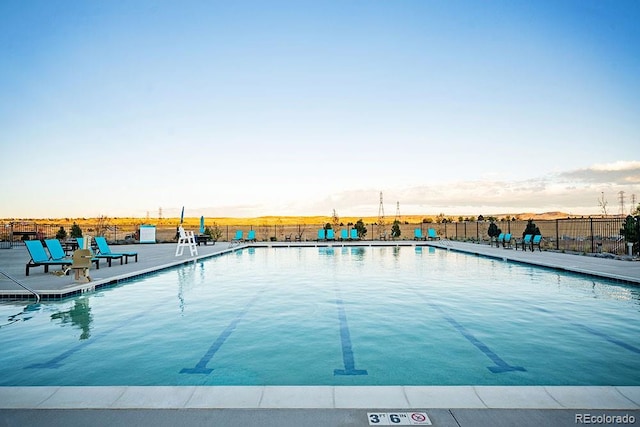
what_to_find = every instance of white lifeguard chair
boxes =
[175,226,198,257]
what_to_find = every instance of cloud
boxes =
[558,161,640,184]
[153,161,640,218]
[307,162,640,216]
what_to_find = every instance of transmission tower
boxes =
[631,194,637,214]
[378,192,386,233]
[395,201,401,223]
[618,191,625,217]
[158,207,163,220]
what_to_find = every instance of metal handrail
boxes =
[0,270,41,303]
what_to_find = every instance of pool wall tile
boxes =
[544,386,640,409]
[186,386,264,408]
[473,386,562,409]
[334,386,409,408]
[39,386,127,408]
[260,386,334,408]
[113,386,197,408]
[404,386,485,408]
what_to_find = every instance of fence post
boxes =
[635,215,640,256]
[590,217,594,253]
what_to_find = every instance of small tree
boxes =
[70,222,83,238]
[204,223,223,241]
[354,219,367,239]
[620,215,639,254]
[95,215,110,237]
[55,226,68,240]
[324,222,332,230]
[487,222,501,239]
[522,219,541,238]
[598,192,608,217]
[391,219,401,240]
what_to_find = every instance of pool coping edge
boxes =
[1,386,639,409]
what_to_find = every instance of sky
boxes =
[1,0,639,219]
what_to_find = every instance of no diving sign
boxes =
[368,412,432,425]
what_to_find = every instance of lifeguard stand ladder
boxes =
[176,226,198,257]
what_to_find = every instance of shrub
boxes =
[522,219,540,238]
[620,215,639,253]
[55,226,67,240]
[487,222,501,238]
[70,222,83,238]
[391,220,401,240]
[354,219,367,239]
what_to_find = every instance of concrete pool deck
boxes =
[1,240,639,426]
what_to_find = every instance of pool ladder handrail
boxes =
[0,270,41,303]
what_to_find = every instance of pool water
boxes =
[1,246,639,386]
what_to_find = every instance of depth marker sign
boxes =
[367,412,432,425]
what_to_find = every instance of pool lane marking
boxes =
[24,312,146,369]
[180,294,259,375]
[573,323,640,354]
[534,305,640,355]
[334,294,368,376]
[424,300,526,373]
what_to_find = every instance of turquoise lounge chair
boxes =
[245,230,256,243]
[502,233,512,248]
[95,237,138,264]
[531,234,542,251]
[231,230,244,243]
[25,240,72,276]
[45,239,100,269]
[77,237,123,267]
[326,229,335,241]
[414,228,425,241]
[516,234,533,251]
[496,233,505,247]
[340,229,348,241]
[427,228,440,240]
[317,229,326,241]
[350,229,359,240]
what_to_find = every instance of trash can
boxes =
[139,225,156,243]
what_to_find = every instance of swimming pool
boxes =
[1,246,639,386]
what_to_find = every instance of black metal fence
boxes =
[0,222,132,248]
[0,217,635,255]
[427,218,629,254]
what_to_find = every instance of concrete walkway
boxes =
[1,240,639,426]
